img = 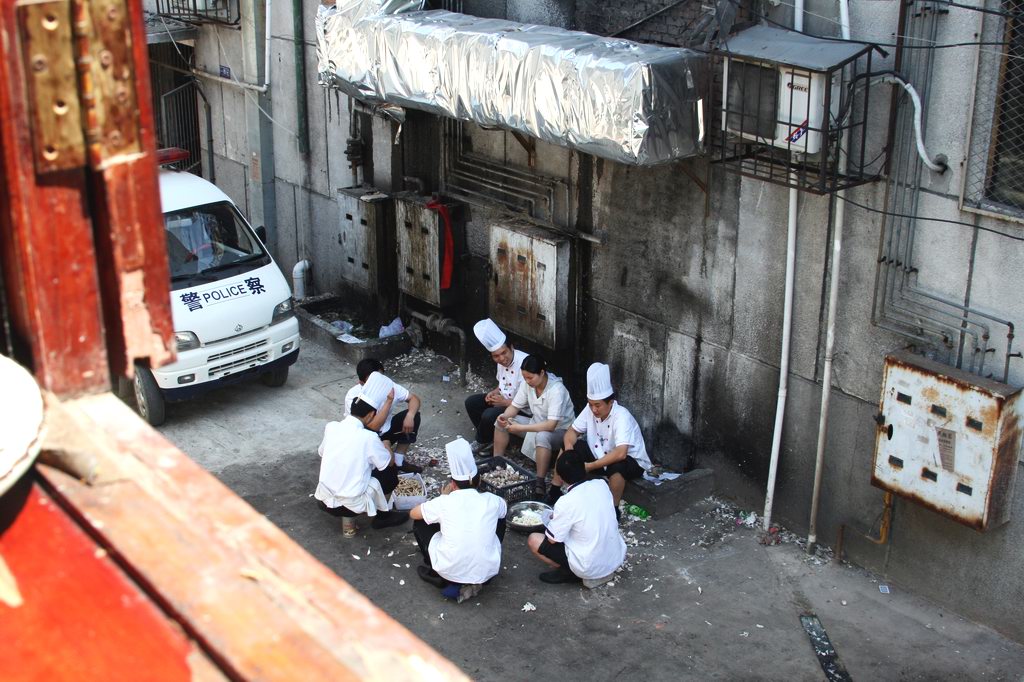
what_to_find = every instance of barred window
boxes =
[962,0,1024,219]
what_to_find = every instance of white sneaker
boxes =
[457,583,483,603]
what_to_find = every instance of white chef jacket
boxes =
[510,374,575,430]
[496,349,529,400]
[420,489,507,584]
[571,401,652,470]
[315,416,392,514]
[545,479,626,580]
[343,381,411,434]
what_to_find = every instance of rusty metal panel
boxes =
[337,187,389,292]
[489,221,570,349]
[872,351,1023,531]
[395,195,459,307]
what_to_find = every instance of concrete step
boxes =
[624,468,714,519]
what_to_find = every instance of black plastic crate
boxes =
[477,456,538,504]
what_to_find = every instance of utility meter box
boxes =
[489,221,571,349]
[395,195,461,307]
[337,187,391,293]
[872,351,1023,531]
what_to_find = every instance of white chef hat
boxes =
[445,438,477,482]
[473,318,507,353]
[358,371,394,410]
[586,362,614,401]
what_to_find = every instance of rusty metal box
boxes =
[489,221,571,349]
[395,195,461,307]
[337,187,390,292]
[872,351,1023,531]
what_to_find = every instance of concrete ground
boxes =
[159,341,1024,681]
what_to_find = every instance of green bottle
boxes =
[626,504,650,519]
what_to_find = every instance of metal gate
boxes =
[148,43,212,179]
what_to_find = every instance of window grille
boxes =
[961,0,1024,221]
[156,0,238,26]
[711,25,889,195]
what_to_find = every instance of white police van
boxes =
[132,152,300,425]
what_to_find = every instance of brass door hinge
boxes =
[17,0,141,174]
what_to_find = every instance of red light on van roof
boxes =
[156,147,190,165]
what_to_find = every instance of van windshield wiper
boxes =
[171,271,218,284]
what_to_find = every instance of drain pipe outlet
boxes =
[292,259,311,300]
[408,311,467,386]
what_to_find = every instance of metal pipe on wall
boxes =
[761,0,804,536]
[194,0,273,92]
[806,0,852,553]
[293,0,309,155]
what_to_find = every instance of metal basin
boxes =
[507,501,553,534]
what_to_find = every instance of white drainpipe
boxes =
[762,0,804,535]
[806,0,853,553]
[292,259,311,300]
[193,0,273,93]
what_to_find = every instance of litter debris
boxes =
[704,620,713,627]
[337,333,363,344]
[740,631,749,637]
[879,585,891,594]
[379,317,404,338]
[756,624,765,629]
[399,579,405,585]
[366,547,370,556]
[440,398,448,403]
[351,555,360,561]
[521,602,537,612]
[841,600,848,606]
[393,563,402,568]
[643,585,654,593]
[439,613,445,620]
[698,586,703,595]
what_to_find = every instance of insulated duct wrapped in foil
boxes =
[316,4,707,166]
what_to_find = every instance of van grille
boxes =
[208,340,268,363]
[209,350,270,379]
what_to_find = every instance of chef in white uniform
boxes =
[342,358,423,474]
[464,319,529,455]
[527,447,626,586]
[550,362,652,510]
[410,438,507,603]
[315,372,410,537]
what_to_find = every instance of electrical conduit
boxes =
[761,0,804,536]
[806,0,852,553]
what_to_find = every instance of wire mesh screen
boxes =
[962,0,1024,220]
[156,0,238,25]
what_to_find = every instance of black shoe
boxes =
[371,510,409,529]
[544,485,563,507]
[399,461,423,474]
[417,565,447,588]
[539,567,580,584]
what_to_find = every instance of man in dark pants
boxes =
[344,359,423,473]
[410,439,507,602]
[528,448,625,587]
[315,376,409,537]
[465,319,528,455]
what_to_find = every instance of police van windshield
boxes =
[165,201,271,291]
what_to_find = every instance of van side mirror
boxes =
[256,225,267,243]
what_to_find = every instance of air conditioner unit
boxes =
[721,58,840,155]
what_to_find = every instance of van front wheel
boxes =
[261,366,289,387]
[134,365,166,426]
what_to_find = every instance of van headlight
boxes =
[272,297,295,325]
[175,331,200,351]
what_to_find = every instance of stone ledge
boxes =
[624,468,714,519]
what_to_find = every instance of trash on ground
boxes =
[522,602,536,612]
[337,333,363,344]
[379,317,404,338]
[879,585,891,594]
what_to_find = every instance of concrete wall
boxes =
[188,0,1024,642]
